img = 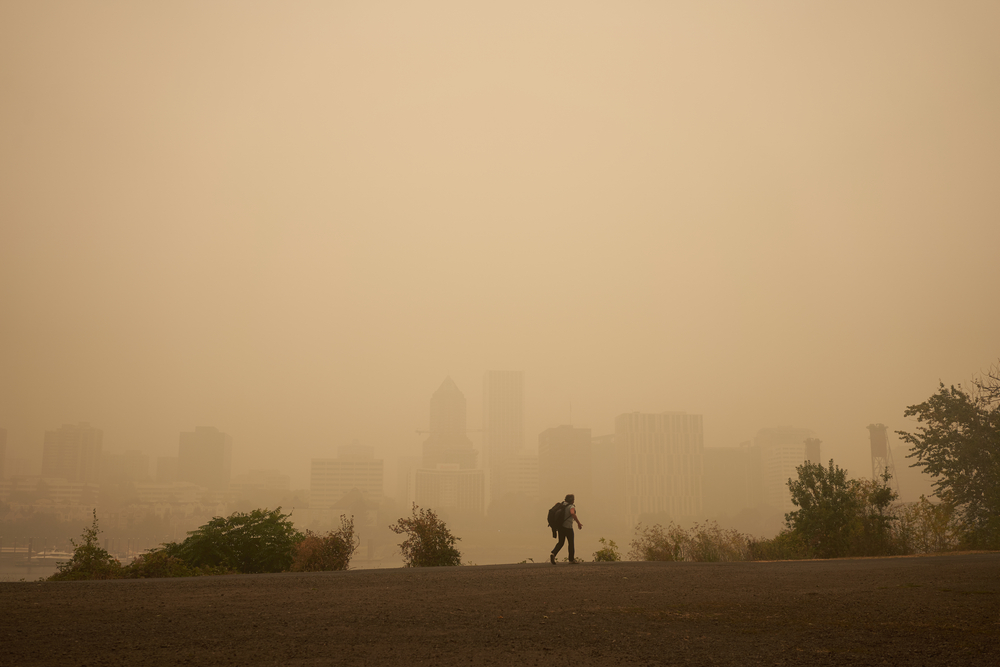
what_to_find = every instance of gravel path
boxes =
[3,552,998,666]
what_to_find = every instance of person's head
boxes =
[565,494,575,504]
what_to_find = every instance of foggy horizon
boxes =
[2,2,998,494]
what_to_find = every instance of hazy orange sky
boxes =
[2,1,998,487]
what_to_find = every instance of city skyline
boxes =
[0,367,965,497]
[2,3,997,513]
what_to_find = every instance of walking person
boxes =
[550,494,583,564]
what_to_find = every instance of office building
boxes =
[41,423,103,483]
[483,370,524,502]
[804,438,822,465]
[422,377,477,469]
[754,427,814,513]
[616,412,704,530]
[414,377,485,516]
[177,426,232,491]
[511,452,538,501]
[311,443,384,509]
[395,455,421,505]
[0,476,99,505]
[414,465,485,518]
[0,427,6,481]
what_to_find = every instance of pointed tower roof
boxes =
[434,375,461,397]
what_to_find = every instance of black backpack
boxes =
[546,501,567,536]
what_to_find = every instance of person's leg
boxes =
[552,528,567,559]
[567,528,575,562]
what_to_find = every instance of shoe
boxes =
[549,554,556,565]
[569,558,577,564]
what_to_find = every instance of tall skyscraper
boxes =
[415,377,484,517]
[311,443,384,509]
[483,370,524,503]
[422,376,477,469]
[804,438,822,465]
[41,423,103,483]
[616,412,704,530]
[177,426,232,491]
[754,427,814,513]
[538,425,592,501]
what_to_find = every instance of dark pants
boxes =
[552,526,575,561]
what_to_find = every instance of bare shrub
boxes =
[686,521,753,562]
[290,515,359,572]
[628,522,687,561]
[891,496,962,554]
[629,521,752,562]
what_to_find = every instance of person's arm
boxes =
[570,506,582,529]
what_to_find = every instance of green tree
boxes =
[897,375,1000,548]
[785,460,858,558]
[290,515,360,572]
[785,460,898,558]
[48,510,123,581]
[850,472,899,556]
[162,507,303,573]
[389,504,462,567]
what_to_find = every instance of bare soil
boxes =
[3,552,998,666]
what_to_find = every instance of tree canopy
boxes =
[897,369,1000,548]
[785,460,897,558]
[162,507,303,573]
[389,504,462,567]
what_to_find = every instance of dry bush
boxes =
[686,521,754,562]
[628,522,686,561]
[891,496,962,554]
[629,521,753,562]
[290,515,359,572]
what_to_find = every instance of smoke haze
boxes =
[2,1,998,491]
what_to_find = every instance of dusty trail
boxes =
[2,552,998,666]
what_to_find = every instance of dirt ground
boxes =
[2,552,998,666]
